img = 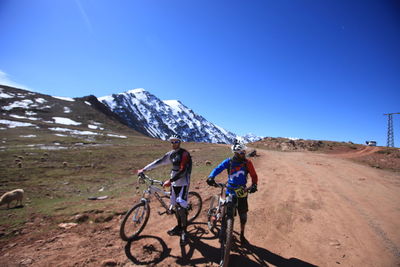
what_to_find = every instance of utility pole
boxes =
[384,112,400,147]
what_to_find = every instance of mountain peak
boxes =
[126,88,146,95]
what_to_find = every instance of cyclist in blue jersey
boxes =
[207,141,258,244]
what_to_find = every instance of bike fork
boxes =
[133,200,147,223]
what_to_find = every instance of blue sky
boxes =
[1,0,399,146]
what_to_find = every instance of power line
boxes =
[384,112,400,147]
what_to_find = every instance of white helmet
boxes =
[231,141,247,153]
[168,134,182,142]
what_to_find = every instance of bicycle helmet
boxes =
[168,134,182,142]
[231,140,247,153]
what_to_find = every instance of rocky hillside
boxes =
[0,85,141,150]
[250,137,400,171]
[251,137,361,152]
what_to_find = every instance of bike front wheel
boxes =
[207,195,220,232]
[120,201,150,241]
[220,217,233,267]
[187,191,202,222]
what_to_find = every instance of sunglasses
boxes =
[170,140,181,144]
[236,151,246,155]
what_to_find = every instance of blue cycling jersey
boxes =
[209,158,248,195]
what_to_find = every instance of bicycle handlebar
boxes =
[212,182,255,194]
[137,173,164,186]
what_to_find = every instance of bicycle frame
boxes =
[120,173,203,242]
[139,173,171,213]
[212,183,238,223]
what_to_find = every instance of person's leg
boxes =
[239,212,247,239]
[237,197,249,244]
[175,186,189,245]
[167,186,182,235]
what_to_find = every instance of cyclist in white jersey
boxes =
[137,134,192,245]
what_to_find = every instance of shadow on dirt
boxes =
[229,235,319,267]
[124,235,171,265]
[3,205,24,210]
[124,222,318,266]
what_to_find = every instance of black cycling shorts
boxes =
[236,196,248,214]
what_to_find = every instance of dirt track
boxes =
[1,148,400,266]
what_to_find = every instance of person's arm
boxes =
[208,158,230,179]
[246,160,258,185]
[170,151,190,182]
[139,152,171,173]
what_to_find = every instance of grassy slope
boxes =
[0,134,231,238]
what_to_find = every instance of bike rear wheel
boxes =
[220,217,233,267]
[187,191,202,222]
[120,201,150,241]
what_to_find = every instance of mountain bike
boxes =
[207,182,253,267]
[120,173,202,241]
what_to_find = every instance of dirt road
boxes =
[1,149,399,266]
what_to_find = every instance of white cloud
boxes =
[0,70,31,90]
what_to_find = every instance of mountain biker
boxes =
[137,134,192,245]
[206,140,258,244]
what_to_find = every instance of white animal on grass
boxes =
[0,189,24,209]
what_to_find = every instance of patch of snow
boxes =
[25,111,37,116]
[84,101,92,106]
[98,95,117,109]
[10,114,39,121]
[88,124,104,130]
[127,88,148,102]
[10,114,27,119]
[126,88,146,94]
[54,133,68,137]
[63,107,72,113]
[49,127,99,135]
[52,96,75,102]
[35,98,47,104]
[53,117,81,126]
[39,145,68,150]
[20,135,37,138]
[0,119,35,128]
[2,99,34,110]
[107,134,127,138]
[0,88,14,98]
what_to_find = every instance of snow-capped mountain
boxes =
[238,133,263,143]
[99,89,246,144]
